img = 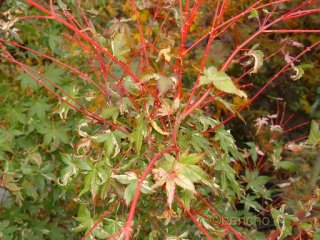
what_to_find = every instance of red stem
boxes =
[175,197,214,240]
[122,148,179,240]
[263,29,320,33]
[205,40,320,133]
[196,192,246,240]
[82,200,121,240]
[25,0,157,99]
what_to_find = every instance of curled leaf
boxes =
[57,154,78,186]
[156,48,171,62]
[245,49,264,74]
[76,136,91,154]
[157,208,178,225]
[290,66,304,81]
[78,121,89,137]
[157,99,177,117]
[151,120,169,135]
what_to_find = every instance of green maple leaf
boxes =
[179,153,211,186]
[191,131,211,152]
[2,106,27,126]
[241,194,263,211]
[16,70,41,91]
[43,63,65,85]
[16,64,65,91]
[124,181,138,205]
[215,154,241,196]
[37,122,70,147]
[306,120,320,146]
[248,10,259,19]
[28,97,51,119]
[215,127,244,162]
[112,172,153,205]
[271,205,298,240]
[244,170,271,197]
[129,116,147,154]
[73,205,94,232]
[199,66,247,98]
[48,29,63,53]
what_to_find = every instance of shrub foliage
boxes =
[0,0,319,239]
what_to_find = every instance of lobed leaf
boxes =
[199,66,247,98]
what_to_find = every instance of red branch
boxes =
[82,200,121,240]
[175,197,214,240]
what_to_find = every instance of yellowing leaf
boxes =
[152,167,195,209]
[174,173,196,192]
[157,208,178,225]
[157,101,175,117]
[152,153,211,208]
[179,153,204,165]
[306,120,320,146]
[290,66,304,81]
[165,178,175,209]
[245,48,264,74]
[141,73,175,96]
[156,48,171,62]
[248,10,259,19]
[151,120,169,135]
[157,76,174,96]
[111,31,130,62]
[111,172,138,184]
[77,121,89,137]
[199,66,247,98]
